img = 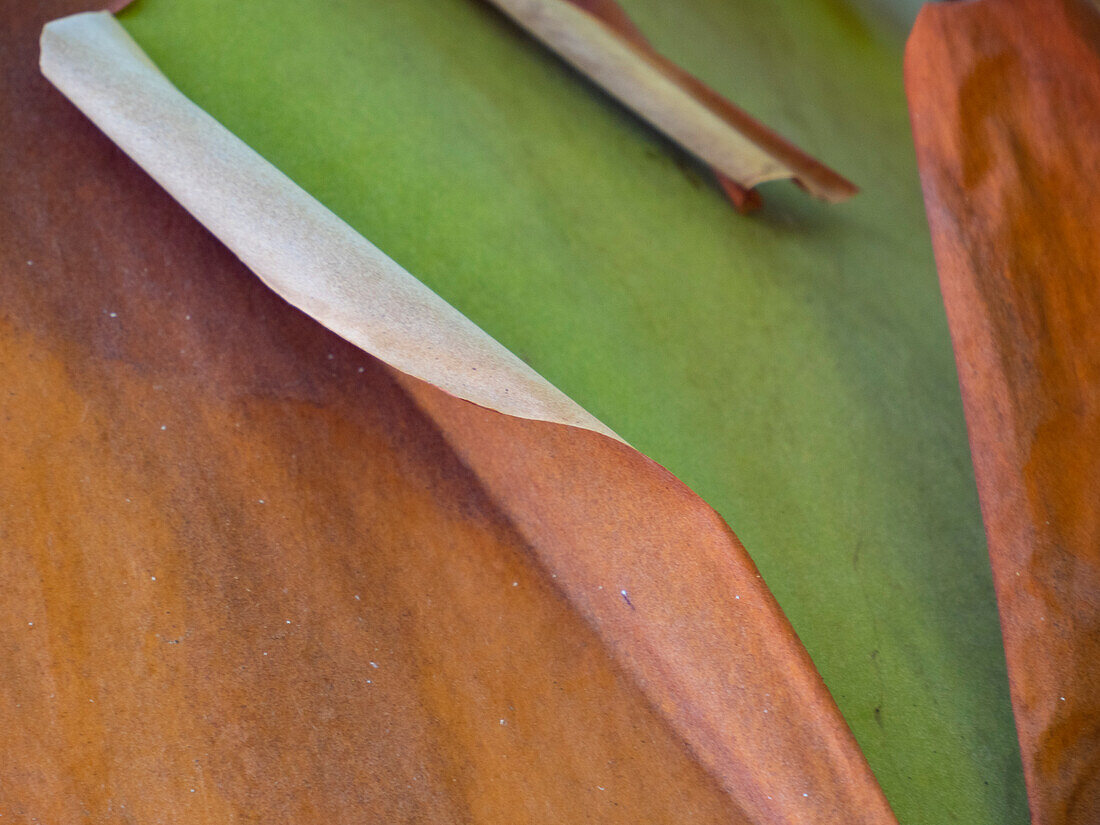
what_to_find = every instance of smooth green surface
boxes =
[120,1,1027,822]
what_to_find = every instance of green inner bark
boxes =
[118,1,1028,821]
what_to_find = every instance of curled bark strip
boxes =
[561,0,760,212]
[40,12,615,441]
[487,0,857,209]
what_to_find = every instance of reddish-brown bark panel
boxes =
[1,1,893,822]
[907,2,1100,823]
[0,4,752,821]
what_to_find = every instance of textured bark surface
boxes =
[2,2,897,823]
[907,2,1100,823]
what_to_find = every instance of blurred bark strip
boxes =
[907,2,1100,823]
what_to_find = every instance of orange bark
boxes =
[907,2,1100,823]
[1,2,894,822]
